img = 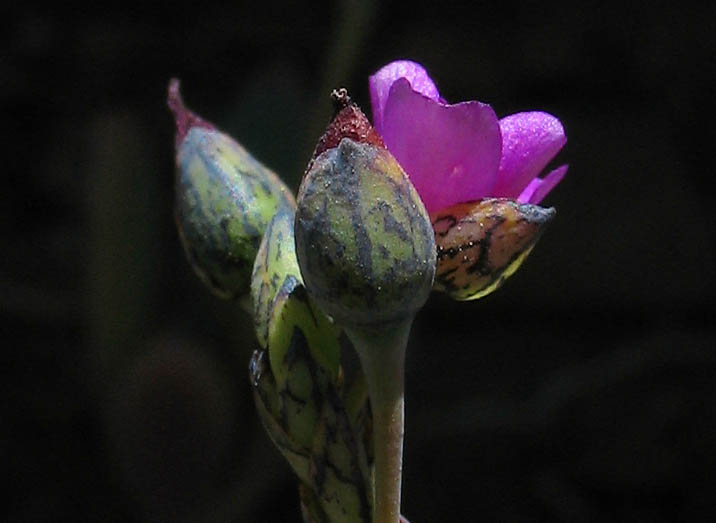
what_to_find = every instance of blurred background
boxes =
[4,1,716,521]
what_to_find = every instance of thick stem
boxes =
[345,318,412,523]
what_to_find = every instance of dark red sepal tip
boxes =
[167,78,215,150]
[310,88,385,164]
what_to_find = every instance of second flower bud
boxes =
[294,98,436,328]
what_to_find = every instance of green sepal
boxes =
[274,317,331,451]
[268,281,341,389]
[251,334,372,522]
[250,207,303,348]
[249,349,313,485]
[309,386,372,522]
[299,482,329,523]
[249,205,373,521]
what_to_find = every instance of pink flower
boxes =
[369,60,567,214]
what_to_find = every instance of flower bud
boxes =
[249,182,373,520]
[168,79,295,299]
[249,285,373,521]
[432,198,555,300]
[294,95,435,327]
[250,206,341,382]
[249,207,302,348]
[249,348,313,484]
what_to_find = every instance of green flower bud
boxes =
[249,349,314,485]
[294,99,435,328]
[168,79,295,299]
[249,280,373,521]
[299,482,329,523]
[432,198,555,300]
[250,207,303,348]
[249,206,372,521]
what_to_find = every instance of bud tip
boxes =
[167,78,214,149]
[330,87,352,111]
[310,89,385,167]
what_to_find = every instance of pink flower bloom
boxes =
[369,60,567,214]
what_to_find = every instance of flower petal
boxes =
[493,112,566,198]
[517,164,568,204]
[369,60,441,135]
[381,79,501,213]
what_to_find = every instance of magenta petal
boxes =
[517,164,568,204]
[493,112,566,198]
[369,60,441,136]
[381,79,501,213]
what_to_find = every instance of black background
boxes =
[4,2,716,521]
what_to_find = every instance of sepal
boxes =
[431,198,555,300]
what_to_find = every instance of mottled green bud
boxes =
[432,198,555,300]
[299,483,329,523]
[267,279,340,398]
[250,206,341,386]
[249,285,373,522]
[249,208,372,521]
[310,387,373,522]
[169,79,295,299]
[295,136,436,327]
[250,207,303,348]
[249,349,314,485]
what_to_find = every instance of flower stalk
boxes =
[346,319,412,523]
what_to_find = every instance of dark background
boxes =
[4,1,716,521]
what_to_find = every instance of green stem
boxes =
[345,317,412,523]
